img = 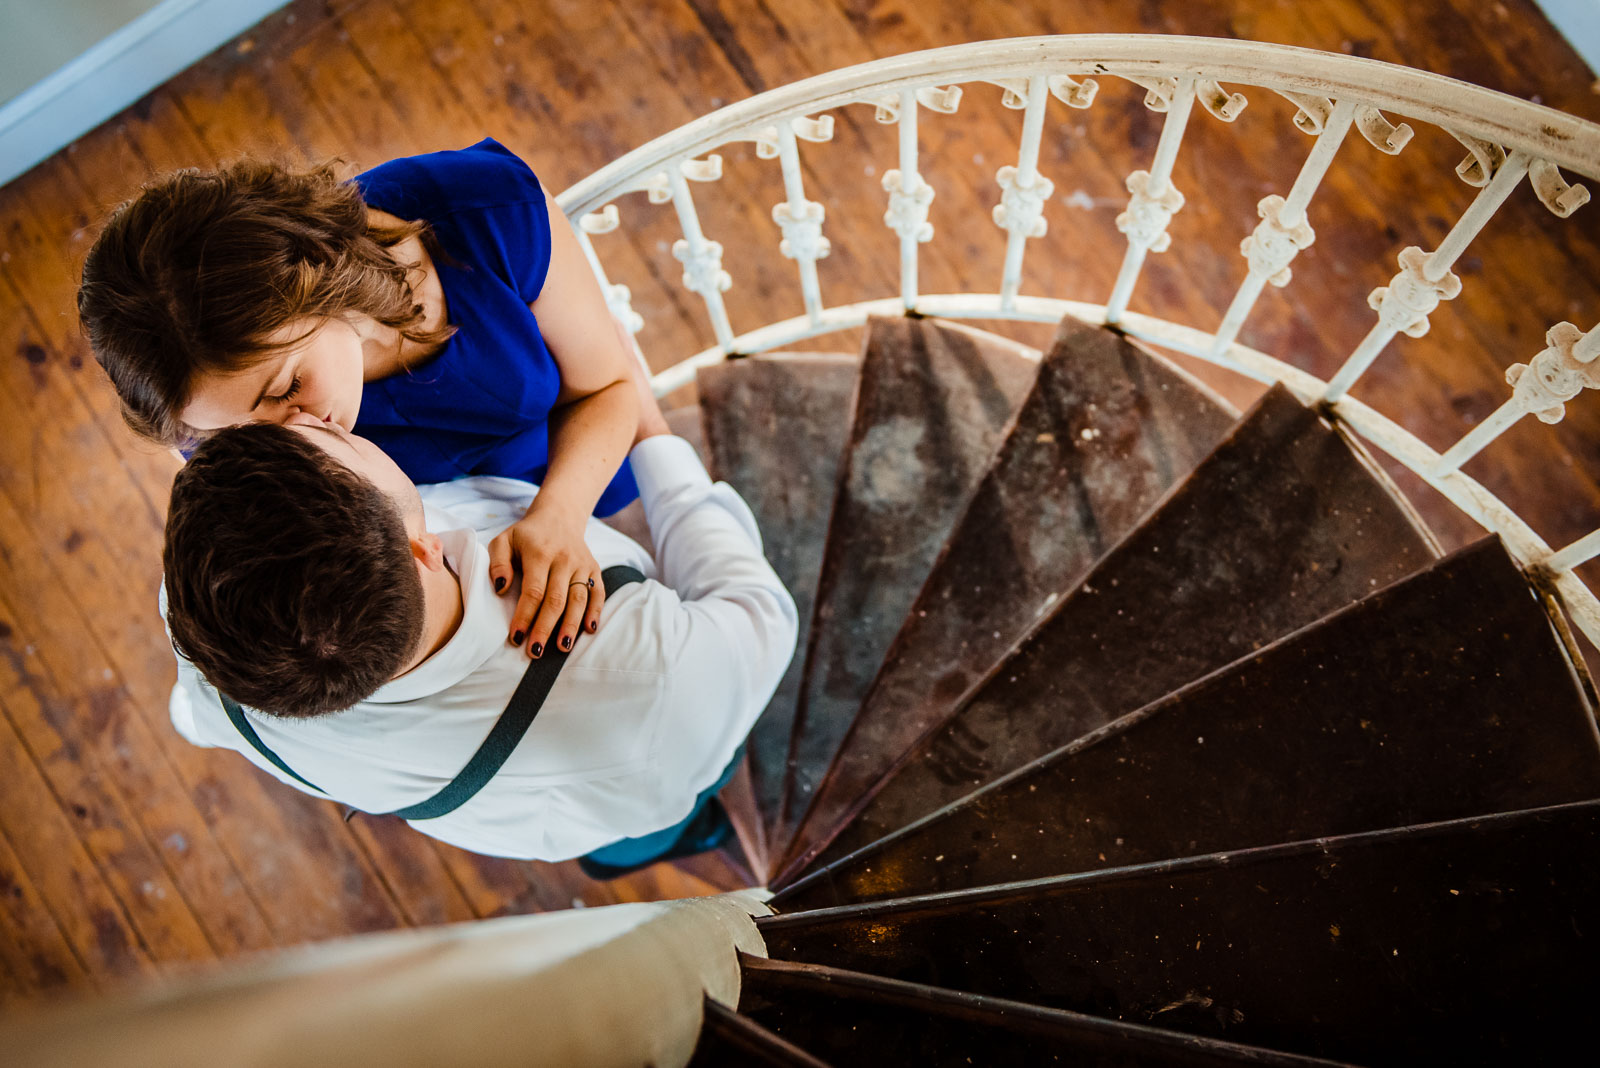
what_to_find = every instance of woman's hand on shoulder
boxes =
[488,499,604,658]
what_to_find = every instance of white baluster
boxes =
[761,117,835,327]
[1545,526,1600,574]
[1433,321,1600,476]
[992,74,1054,313]
[1105,76,1199,325]
[878,85,960,312]
[1210,98,1357,357]
[575,205,644,340]
[1322,148,1531,402]
[661,156,735,352]
[885,88,932,312]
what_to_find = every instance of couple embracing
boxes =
[78,138,797,877]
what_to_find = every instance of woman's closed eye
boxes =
[267,374,303,405]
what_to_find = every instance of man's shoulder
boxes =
[418,476,539,539]
[418,474,539,512]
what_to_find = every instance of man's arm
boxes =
[158,581,217,749]
[614,393,800,808]
[401,428,799,862]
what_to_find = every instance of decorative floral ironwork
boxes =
[883,170,935,243]
[1506,322,1600,425]
[673,236,731,297]
[1240,195,1315,287]
[773,199,831,261]
[1368,246,1462,338]
[993,164,1053,240]
[1116,170,1185,253]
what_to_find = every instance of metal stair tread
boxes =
[783,383,1441,883]
[772,536,1600,910]
[775,316,1039,855]
[758,799,1600,1065]
[697,353,863,848]
[737,955,1353,1067]
[687,998,836,1067]
[777,314,1239,882]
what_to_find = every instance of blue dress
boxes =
[351,138,638,516]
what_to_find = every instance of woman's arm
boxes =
[486,188,640,658]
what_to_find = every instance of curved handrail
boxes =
[555,35,1600,652]
[559,35,1600,218]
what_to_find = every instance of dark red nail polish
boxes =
[560,635,572,651]
[531,642,543,657]
[588,620,597,633]
[511,630,524,646]
[494,577,507,593]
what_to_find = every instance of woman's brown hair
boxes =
[78,158,455,446]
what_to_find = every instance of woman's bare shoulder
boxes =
[366,207,412,228]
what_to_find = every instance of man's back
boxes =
[167,436,798,860]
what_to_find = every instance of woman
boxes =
[79,138,639,661]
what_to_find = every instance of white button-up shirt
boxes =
[166,436,799,861]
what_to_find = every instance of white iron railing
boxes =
[555,36,1600,650]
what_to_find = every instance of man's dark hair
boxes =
[164,422,425,717]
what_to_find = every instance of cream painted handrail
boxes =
[0,891,771,1068]
[554,35,1600,647]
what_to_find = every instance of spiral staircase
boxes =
[618,36,1600,1067]
[661,309,1600,1066]
[6,34,1600,1068]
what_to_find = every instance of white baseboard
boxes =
[0,0,291,189]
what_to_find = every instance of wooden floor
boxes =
[0,0,1596,1007]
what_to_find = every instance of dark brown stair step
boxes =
[688,998,835,1067]
[738,955,1350,1067]
[760,800,1600,1066]
[778,317,1238,881]
[697,354,861,849]
[777,317,1038,853]
[772,537,1600,910]
[784,384,1440,882]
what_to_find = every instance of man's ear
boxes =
[411,532,447,572]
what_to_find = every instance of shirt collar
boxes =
[366,516,508,704]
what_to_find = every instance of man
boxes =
[161,386,797,875]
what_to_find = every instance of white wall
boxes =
[0,0,290,188]
[0,0,168,107]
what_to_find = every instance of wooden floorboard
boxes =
[0,0,1596,1004]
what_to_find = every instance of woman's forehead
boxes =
[261,317,330,349]
[181,355,287,423]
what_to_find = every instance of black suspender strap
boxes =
[220,692,323,793]
[219,564,645,820]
